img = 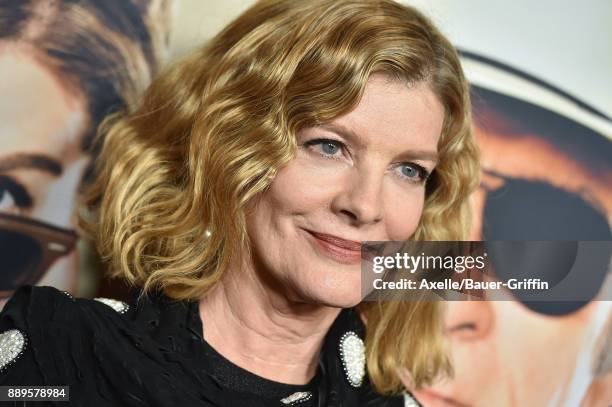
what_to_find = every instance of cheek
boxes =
[246,161,324,247]
[493,303,588,397]
[28,157,89,227]
[263,155,342,215]
[37,251,79,292]
[383,187,425,240]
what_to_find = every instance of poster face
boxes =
[0,49,87,296]
[468,86,611,242]
[0,0,172,303]
[413,54,611,406]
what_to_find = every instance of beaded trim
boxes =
[280,391,313,405]
[338,331,365,387]
[0,329,27,372]
[62,291,74,300]
[94,298,129,314]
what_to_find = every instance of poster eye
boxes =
[0,176,32,210]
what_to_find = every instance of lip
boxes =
[412,389,471,407]
[303,229,363,265]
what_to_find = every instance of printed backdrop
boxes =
[0,1,610,406]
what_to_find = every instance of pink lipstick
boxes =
[304,230,363,265]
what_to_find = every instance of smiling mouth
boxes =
[303,229,363,265]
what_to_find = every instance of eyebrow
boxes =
[319,123,439,163]
[0,153,63,176]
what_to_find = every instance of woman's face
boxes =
[245,74,444,307]
[0,47,89,298]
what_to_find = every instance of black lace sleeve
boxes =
[0,286,222,407]
[0,286,124,406]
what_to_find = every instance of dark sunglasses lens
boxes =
[483,179,611,316]
[0,229,44,291]
[520,301,589,316]
[486,241,578,288]
[483,178,611,241]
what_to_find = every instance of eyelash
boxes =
[302,138,431,185]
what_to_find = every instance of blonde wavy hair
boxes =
[82,0,479,395]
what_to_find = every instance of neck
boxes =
[199,259,341,384]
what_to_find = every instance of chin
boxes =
[295,266,364,308]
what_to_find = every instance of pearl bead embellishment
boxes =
[0,329,27,371]
[280,391,313,405]
[339,331,365,387]
[94,298,129,314]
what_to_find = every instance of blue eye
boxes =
[401,165,419,178]
[321,141,340,155]
[397,163,429,184]
[304,138,344,158]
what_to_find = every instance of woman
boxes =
[0,0,479,406]
[0,0,171,303]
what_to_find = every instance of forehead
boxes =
[0,48,87,158]
[331,75,444,153]
[475,125,612,216]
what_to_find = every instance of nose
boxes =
[444,301,493,341]
[331,168,384,226]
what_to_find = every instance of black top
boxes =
[0,286,418,406]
